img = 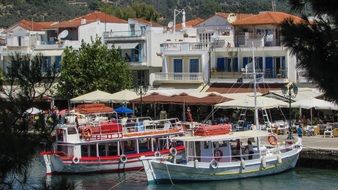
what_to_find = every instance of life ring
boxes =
[119,154,127,163]
[82,127,92,141]
[268,134,278,145]
[154,151,161,157]
[72,156,80,164]
[169,147,177,156]
[214,149,223,161]
[209,159,218,169]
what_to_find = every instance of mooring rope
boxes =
[107,167,144,190]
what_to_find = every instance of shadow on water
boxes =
[26,157,338,190]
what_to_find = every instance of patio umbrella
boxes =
[115,106,134,114]
[25,107,42,115]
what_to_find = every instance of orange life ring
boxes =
[268,134,278,145]
[82,128,92,141]
[214,149,223,161]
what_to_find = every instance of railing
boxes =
[235,34,281,47]
[210,70,287,81]
[103,30,145,38]
[34,40,81,50]
[161,42,210,52]
[154,72,203,82]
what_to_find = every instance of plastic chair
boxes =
[324,126,333,138]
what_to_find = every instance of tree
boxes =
[280,0,338,102]
[0,53,60,189]
[57,39,132,98]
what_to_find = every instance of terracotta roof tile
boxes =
[233,11,304,26]
[18,20,56,31]
[175,18,204,30]
[131,18,162,27]
[50,11,127,29]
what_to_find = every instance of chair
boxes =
[324,126,333,138]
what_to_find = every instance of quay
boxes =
[298,136,338,169]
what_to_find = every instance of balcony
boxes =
[103,30,146,42]
[210,70,288,83]
[154,72,204,84]
[161,42,210,53]
[235,34,281,48]
[34,40,81,50]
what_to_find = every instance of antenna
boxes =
[271,0,276,12]
[58,30,69,40]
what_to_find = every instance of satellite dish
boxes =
[58,30,69,39]
[227,13,237,24]
[167,21,174,28]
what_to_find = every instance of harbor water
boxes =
[18,157,338,190]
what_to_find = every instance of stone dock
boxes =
[298,136,338,169]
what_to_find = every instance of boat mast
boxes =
[252,42,259,130]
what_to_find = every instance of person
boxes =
[297,125,303,145]
[247,140,254,160]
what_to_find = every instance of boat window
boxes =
[56,145,69,155]
[89,144,96,157]
[123,140,137,154]
[107,142,118,156]
[139,138,151,153]
[81,145,89,157]
[67,127,77,135]
[98,144,106,156]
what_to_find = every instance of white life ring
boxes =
[209,159,218,169]
[154,151,161,157]
[72,156,80,164]
[120,154,128,163]
[169,147,177,156]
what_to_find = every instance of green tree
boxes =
[0,53,61,189]
[280,0,338,102]
[58,39,132,98]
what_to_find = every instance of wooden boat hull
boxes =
[141,146,302,183]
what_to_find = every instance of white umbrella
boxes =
[291,98,338,126]
[215,96,288,110]
[25,107,42,115]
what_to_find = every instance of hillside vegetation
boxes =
[0,0,293,28]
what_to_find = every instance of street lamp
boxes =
[281,82,298,141]
[134,84,148,117]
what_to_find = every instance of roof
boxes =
[131,18,162,27]
[233,11,304,26]
[13,20,56,31]
[175,18,204,30]
[215,95,288,109]
[50,11,127,29]
[172,130,269,142]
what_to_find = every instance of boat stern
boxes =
[140,156,158,184]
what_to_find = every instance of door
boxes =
[265,57,273,78]
[173,59,183,80]
[216,58,225,72]
[189,59,199,80]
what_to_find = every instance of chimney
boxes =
[81,18,86,25]
[182,10,186,29]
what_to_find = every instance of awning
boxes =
[32,50,63,56]
[111,43,139,49]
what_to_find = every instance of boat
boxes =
[140,45,302,184]
[40,104,185,175]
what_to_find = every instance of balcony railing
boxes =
[161,42,210,52]
[235,34,281,47]
[103,30,145,38]
[210,70,288,83]
[154,72,203,82]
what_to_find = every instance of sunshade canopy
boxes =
[110,89,139,103]
[215,95,287,109]
[25,107,42,115]
[291,98,338,110]
[70,90,115,103]
[130,92,169,104]
[115,106,134,114]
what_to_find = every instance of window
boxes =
[54,56,62,72]
[173,59,183,73]
[189,59,199,73]
[216,58,225,72]
[42,56,51,73]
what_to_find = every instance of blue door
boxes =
[173,59,183,80]
[55,56,62,72]
[265,57,273,78]
[189,59,199,80]
[216,58,225,72]
[233,58,239,72]
[243,57,249,69]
